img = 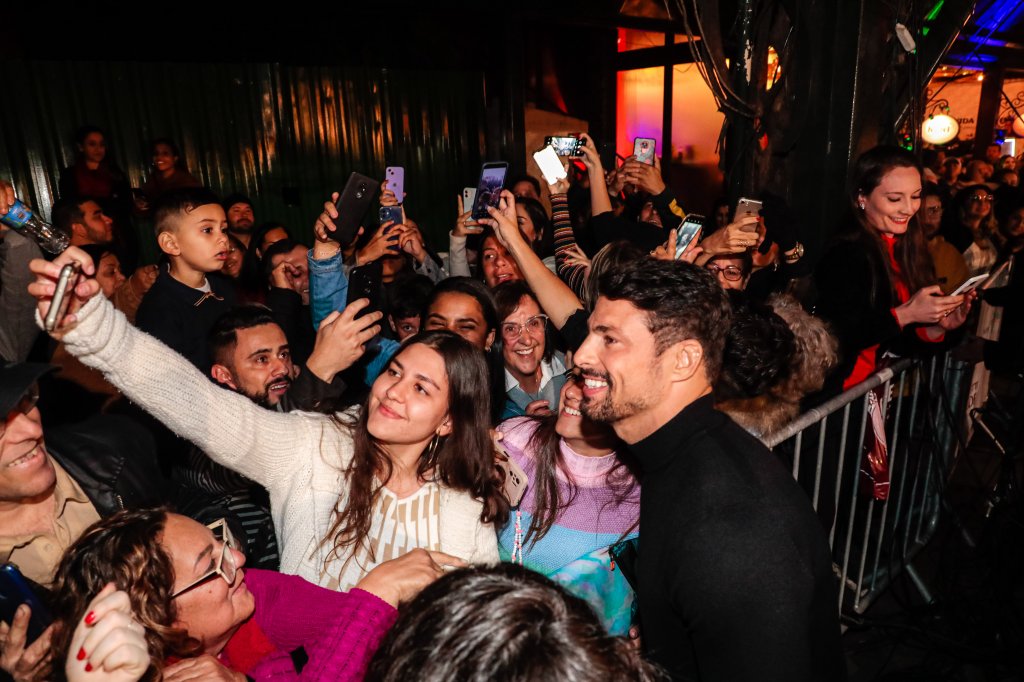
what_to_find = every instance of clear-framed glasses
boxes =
[1,384,40,439]
[969,194,995,203]
[501,314,549,340]
[171,519,241,598]
[705,263,745,281]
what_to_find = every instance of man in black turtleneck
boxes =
[573,259,845,681]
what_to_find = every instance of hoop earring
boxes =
[426,434,441,459]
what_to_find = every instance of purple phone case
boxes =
[386,167,405,203]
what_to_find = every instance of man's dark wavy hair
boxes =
[597,258,732,383]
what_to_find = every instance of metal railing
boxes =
[763,352,969,615]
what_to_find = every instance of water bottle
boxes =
[0,199,70,254]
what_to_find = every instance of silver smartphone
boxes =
[44,261,81,332]
[735,197,763,231]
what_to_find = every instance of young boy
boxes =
[135,188,237,371]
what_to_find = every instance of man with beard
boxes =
[572,259,845,682]
[223,193,256,247]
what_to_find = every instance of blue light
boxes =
[974,0,1024,32]
[945,51,999,63]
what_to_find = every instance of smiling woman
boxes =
[49,509,455,681]
[29,247,506,594]
[813,145,973,396]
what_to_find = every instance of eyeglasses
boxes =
[1,385,40,438]
[171,519,242,598]
[969,195,995,203]
[705,263,745,281]
[501,314,549,340]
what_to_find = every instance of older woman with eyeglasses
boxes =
[49,508,461,682]
[492,281,567,419]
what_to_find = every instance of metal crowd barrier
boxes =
[762,351,970,615]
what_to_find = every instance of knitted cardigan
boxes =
[57,295,499,589]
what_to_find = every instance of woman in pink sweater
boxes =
[49,509,458,681]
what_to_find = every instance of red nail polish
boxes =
[77,648,86,661]
[85,663,93,672]
[84,611,96,625]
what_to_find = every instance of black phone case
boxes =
[332,172,379,247]
[346,260,384,320]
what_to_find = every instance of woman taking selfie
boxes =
[814,145,973,397]
[29,248,505,593]
[51,509,457,681]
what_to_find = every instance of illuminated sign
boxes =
[922,114,960,144]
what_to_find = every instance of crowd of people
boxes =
[0,121,1022,682]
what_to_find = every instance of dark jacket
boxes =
[46,414,236,527]
[136,267,238,372]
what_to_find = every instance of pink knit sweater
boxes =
[230,569,397,680]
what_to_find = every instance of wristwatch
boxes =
[783,242,804,263]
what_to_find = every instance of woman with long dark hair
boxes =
[814,145,973,396]
[496,374,640,635]
[30,248,507,592]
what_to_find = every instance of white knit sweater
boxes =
[58,294,499,587]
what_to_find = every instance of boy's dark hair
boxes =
[50,196,94,233]
[153,187,221,237]
[367,564,664,682]
[208,304,278,367]
[598,258,732,383]
[509,173,541,197]
[387,274,434,320]
[222,192,253,212]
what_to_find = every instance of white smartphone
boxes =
[462,187,477,215]
[533,145,567,185]
[674,215,704,260]
[950,273,988,296]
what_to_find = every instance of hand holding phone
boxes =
[329,172,379,247]
[675,215,705,260]
[45,261,82,332]
[27,247,101,338]
[734,197,763,231]
[1,564,53,648]
[455,193,483,237]
[471,162,509,221]
[633,137,656,164]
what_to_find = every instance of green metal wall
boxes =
[0,60,487,263]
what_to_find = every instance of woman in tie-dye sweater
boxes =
[496,371,641,636]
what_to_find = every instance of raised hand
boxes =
[27,246,100,338]
[305,299,384,382]
[66,584,150,682]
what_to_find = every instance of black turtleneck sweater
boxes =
[630,394,846,681]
